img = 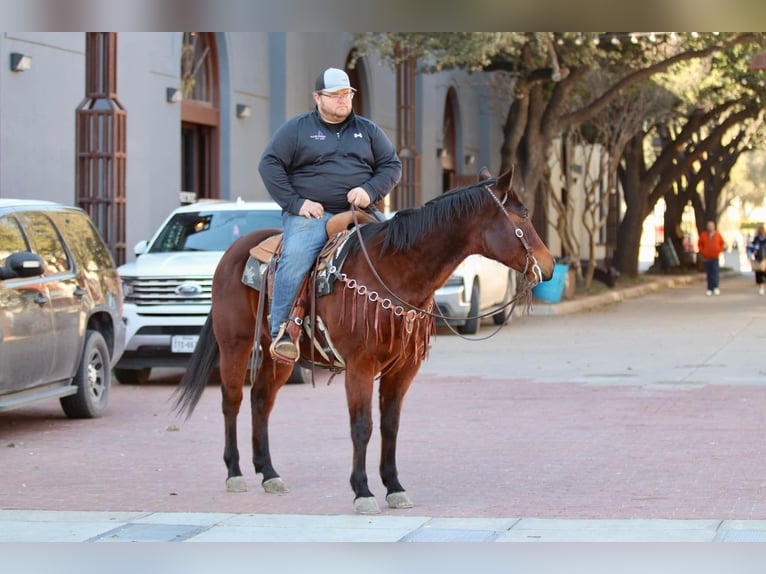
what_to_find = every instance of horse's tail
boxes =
[172,313,219,419]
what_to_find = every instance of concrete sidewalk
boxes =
[2,509,766,542]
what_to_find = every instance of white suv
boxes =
[116,199,308,384]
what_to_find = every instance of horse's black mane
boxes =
[351,178,497,256]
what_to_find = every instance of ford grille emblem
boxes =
[175,282,203,297]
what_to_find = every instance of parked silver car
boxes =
[0,199,126,417]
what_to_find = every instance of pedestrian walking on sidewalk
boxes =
[747,224,766,295]
[698,220,725,296]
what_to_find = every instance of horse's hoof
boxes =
[353,496,380,514]
[226,476,248,493]
[386,491,414,509]
[262,477,289,493]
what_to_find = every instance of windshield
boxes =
[149,209,283,253]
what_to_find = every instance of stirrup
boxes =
[269,323,299,363]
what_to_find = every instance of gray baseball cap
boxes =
[315,68,356,93]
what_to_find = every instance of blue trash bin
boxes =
[532,263,569,303]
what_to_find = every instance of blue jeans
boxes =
[704,257,720,291]
[270,212,331,338]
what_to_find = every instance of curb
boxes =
[529,273,703,316]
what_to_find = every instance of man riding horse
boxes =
[258,67,402,362]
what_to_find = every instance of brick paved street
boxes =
[2,272,766,520]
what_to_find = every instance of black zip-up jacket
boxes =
[258,109,402,215]
[748,234,766,262]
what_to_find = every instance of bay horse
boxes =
[173,168,554,514]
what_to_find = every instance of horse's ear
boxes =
[478,166,492,182]
[497,169,513,189]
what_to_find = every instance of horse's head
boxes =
[478,168,555,284]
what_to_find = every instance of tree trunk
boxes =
[613,135,650,277]
[612,203,647,277]
[663,187,688,269]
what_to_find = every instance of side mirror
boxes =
[1,252,45,279]
[134,240,148,256]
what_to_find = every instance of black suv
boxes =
[0,199,126,418]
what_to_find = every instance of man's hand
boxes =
[347,187,371,209]
[299,199,325,219]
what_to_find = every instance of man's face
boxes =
[314,90,354,123]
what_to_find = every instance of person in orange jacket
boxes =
[698,220,726,296]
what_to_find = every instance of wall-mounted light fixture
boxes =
[464,154,476,166]
[236,104,252,119]
[166,87,182,103]
[10,52,31,72]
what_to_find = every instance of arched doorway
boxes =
[345,51,366,117]
[180,32,221,201]
[440,87,458,192]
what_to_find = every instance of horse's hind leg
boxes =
[250,349,292,493]
[218,340,252,493]
[378,364,419,509]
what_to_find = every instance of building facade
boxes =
[0,32,509,263]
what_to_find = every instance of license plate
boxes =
[171,335,199,353]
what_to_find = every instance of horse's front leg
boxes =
[218,342,251,493]
[250,350,292,494]
[345,367,378,514]
[378,362,419,509]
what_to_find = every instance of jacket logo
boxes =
[354,132,363,138]
[310,131,327,141]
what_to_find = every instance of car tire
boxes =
[287,364,311,385]
[60,330,111,419]
[245,351,309,385]
[492,271,515,325]
[458,282,480,335]
[114,367,151,385]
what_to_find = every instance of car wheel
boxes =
[246,350,309,385]
[287,364,311,385]
[114,367,151,385]
[60,330,111,419]
[458,282,480,335]
[492,271,515,325]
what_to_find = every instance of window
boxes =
[180,32,220,200]
[19,213,71,274]
[182,32,213,102]
[149,209,283,253]
[48,211,115,271]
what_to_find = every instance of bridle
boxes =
[482,182,544,286]
[346,182,544,337]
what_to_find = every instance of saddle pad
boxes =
[242,255,266,291]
